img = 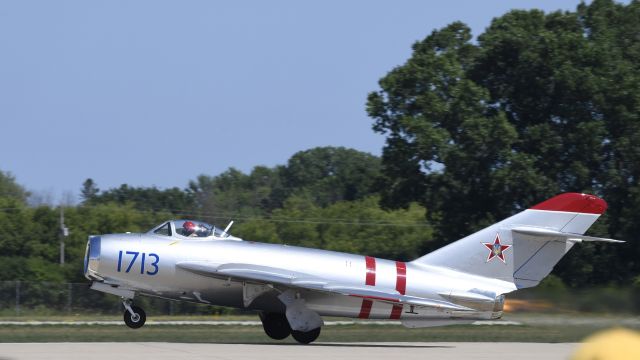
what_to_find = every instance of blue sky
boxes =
[0,0,587,202]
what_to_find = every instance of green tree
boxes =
[0,170,29,203]
[367,0,640,284]
[283,147,381,207]
[188,147,381,218]
[367,22,534,243]
[90,184,194,214]
[234,195,432,261]
[188,166,285,217]
[80,178,100,203]
[0,198,39,259]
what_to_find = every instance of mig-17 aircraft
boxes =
[84,193,623,343]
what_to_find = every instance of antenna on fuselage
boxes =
[221,221,234,238]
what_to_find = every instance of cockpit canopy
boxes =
[174,220,213,237]
[148,220,240,240]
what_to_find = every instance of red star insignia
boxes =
[483,234,512,263]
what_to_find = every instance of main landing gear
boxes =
[259,312,321,344]
[291,327,321,344]
[123,299,146,329]
[260,312,291,340]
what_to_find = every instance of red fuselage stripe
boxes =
[395,261,407,295]
[360,256,377,319]
[390,304,403,319]
[365,256,376,286]
[358,299,373,319]
[390,261,407,319]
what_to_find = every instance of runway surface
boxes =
[0,342,577,360]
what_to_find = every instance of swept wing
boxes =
[176,261,474,311]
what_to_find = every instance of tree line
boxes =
[0,147,431,284]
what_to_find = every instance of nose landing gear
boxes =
[123,300,146,329]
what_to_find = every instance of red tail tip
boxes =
[530,193,608,214]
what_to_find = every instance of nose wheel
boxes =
[122,300,146,329]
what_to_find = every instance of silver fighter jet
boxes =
[84,193,622,343]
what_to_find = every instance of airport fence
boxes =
[0,281,241,317]
[1,280,639,317]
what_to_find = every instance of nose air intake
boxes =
[84,236,102,280]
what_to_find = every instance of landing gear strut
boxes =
[259,312,291,340]
[123,299,146,329]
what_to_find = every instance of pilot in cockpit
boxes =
[180,220,212,237]
[182,221,198,237]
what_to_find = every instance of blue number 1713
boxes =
[117,251,159,275]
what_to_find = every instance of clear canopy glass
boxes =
[149,220,232,238]
[174,219,214,238]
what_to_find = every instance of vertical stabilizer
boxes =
[412,193,608,288]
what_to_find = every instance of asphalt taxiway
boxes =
[0,342,577,360]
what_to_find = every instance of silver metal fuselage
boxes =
[86,231,507,322]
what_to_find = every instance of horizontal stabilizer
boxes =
[511,226,624,243]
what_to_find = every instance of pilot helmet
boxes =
[184,221,196,235]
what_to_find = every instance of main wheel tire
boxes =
[291,327,321,344]
[261,313,291,340]
[123,305,146,329]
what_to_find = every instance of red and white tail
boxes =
[412,193,620,289]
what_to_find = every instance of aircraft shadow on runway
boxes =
[221,342,453,348]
